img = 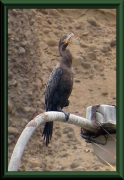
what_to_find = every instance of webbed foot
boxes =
[63,112,70,121]
[57,105,70,121]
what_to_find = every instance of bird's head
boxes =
[59,33,74,56]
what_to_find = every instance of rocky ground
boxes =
[8,9,116,171]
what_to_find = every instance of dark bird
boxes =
[42,33,74,146]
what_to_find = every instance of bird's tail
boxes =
[42,121,53,146]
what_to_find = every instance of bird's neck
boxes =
[60,49,72,68]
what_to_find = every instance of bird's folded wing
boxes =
[45,67,62,111]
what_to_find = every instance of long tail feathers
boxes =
[42,122,53,146]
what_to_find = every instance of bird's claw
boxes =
[63,112,70,121]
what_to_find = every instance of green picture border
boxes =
[2,0,124,178]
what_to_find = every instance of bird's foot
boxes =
[63,112,70,121]
[57,106,70,121]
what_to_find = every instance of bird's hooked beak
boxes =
[63,33,74,44]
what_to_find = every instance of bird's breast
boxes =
[58,68,73,94]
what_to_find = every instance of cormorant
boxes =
[42,33,74,146]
